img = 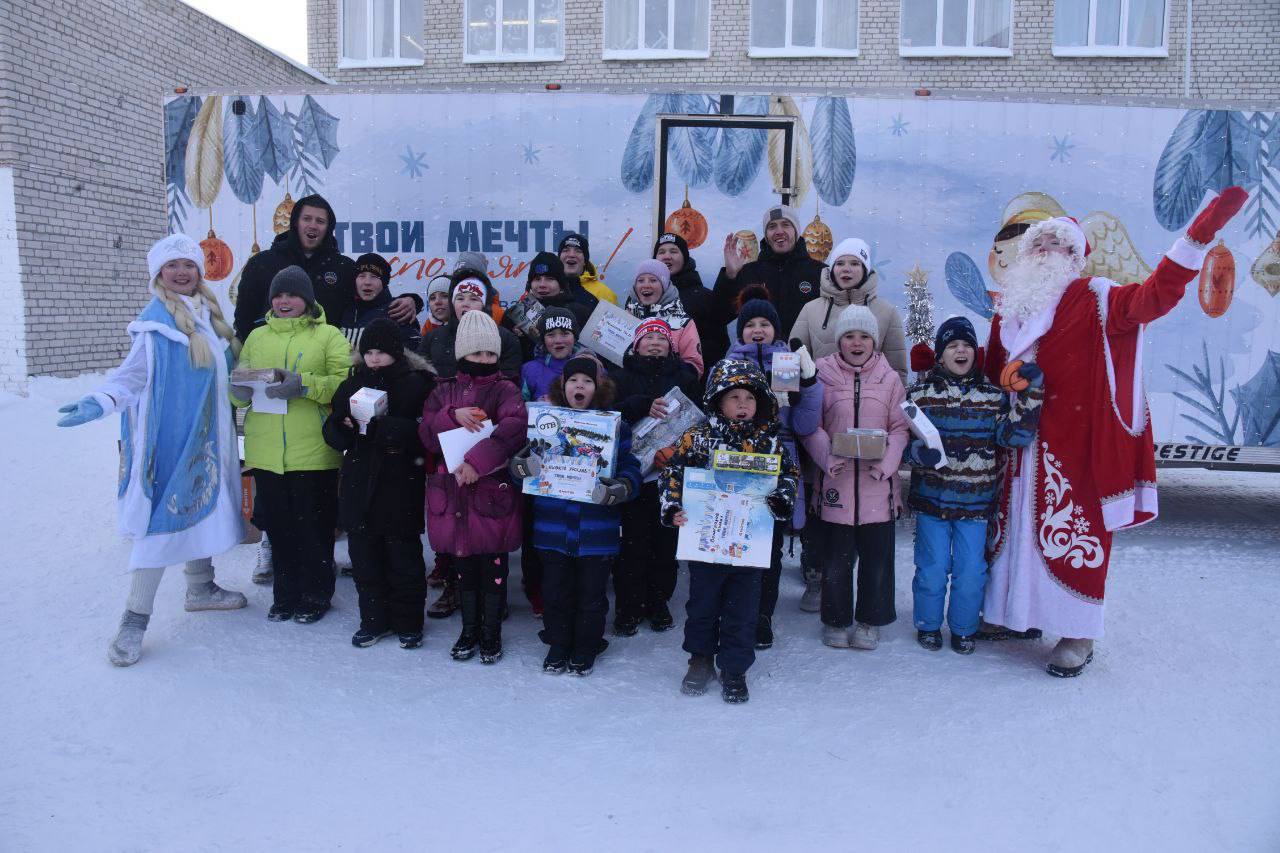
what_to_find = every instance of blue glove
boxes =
[57,397,104,427]
[1017,363,1044,389]
[917,446,943,468]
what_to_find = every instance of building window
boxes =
[465,1,564,63]
[340,0,425,67]
[750,0,859,57]
[899,0,1012,56]
[603,0,710,59]
[1053,0,1168,56]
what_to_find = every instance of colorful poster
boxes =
[521,403,620,503]
[580,301,642,366]
[676,450,780,569]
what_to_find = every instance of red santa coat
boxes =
[983,245,1202,611]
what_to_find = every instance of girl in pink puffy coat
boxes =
[802,305,910,653]
[623,260,705,378]
[419,310,527,665]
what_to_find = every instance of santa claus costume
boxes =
[978,188,1247,677]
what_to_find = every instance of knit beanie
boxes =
[653,232,690,267]
[354,253,391,286]
[527,251,566,288]
[563,352,606,385]
[736,298,781,342]
[633,317,674,346]
[359,318,404,361]
[834,304,881,348]
[537,306,579,340]
[558,232,590,263]
[269,265,316,309]
[147,233,205,281]
[633,259,672,291]
[454,251,489,276]
[761,204,802,237]
[830,238,871,269]
[426,274,452,300]
[451,276,489,308]
[454,309,501,361]
[935,316,978,354]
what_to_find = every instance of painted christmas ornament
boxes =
[1250,230,1280,297]
[735,230,759,263]
[1198,240,1235,318]
[803,211,833,262]
[664,188,708,249]
[200,229,233,282]
[273,192,295,235]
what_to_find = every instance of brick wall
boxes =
[1,0,323,381]
[308,0,1279,99]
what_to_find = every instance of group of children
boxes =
[64,217,1046,705]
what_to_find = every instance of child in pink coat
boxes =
[623,260,705,378]
[803,305,910,652]
[419,310,527,664]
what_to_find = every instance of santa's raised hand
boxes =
[1187,186,1248,246]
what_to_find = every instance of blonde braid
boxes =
[197,281,242,359]
[150,278,235,369]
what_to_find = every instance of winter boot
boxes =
[450,591,480,660]
[799,569,822,613]
[1046,638,1094,678]
[680,654,717,696]
[184,581,248,612]
[720,672,749,704]
[950,633,977,655]
[822,624,852,649]
[398,632,424,650]
[976,621,1043,641]
[613,615,640,637]
[479,592,504,664]
[252,536,273,585]
[267,604,293,622]
[293,602,329,624]
[543,646,570,674]
[527,588,544,619]
[754,614,774,650]
[426,556,449,589]
[569,639,608,677]
[427,580,460,619]
[647,600,674,632]
[850,622,880,650]
[352,628,392,648]
[917,629,943,651]
[107,610,150,667]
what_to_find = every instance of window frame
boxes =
[602,0,711,60]
[463,0,566,64]
[897,0,1014,58]
[337,0,425,69]
[748,0,861,58]
[1052,0,1170,57]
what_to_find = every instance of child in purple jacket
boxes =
[419,310,528,664]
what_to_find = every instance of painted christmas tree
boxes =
[905,264,935,344]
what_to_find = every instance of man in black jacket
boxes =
[711,205,825,341]
[233,194,420,342]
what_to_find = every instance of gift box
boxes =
[900,401,949,469]
[521,403,621,503]
[580,301,642,366]
[349,387,388,434]
[504,294,545,336]
[831,428,887,460]
[631,386,707,477]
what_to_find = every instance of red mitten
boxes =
[1187,186,1248,244]
[910,342,935,372]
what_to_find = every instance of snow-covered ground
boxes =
[2,375,1278,851]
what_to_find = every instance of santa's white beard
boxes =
[996,253,1082,321]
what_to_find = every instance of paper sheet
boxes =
[244,381,288,415]
[439,419,495,472]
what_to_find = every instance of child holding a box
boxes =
[802,305,910,652]
[419,310,527,664]
[323,319,435,649]
[610,318,702,635]
[904,317,1043,654]
[660,360,799,704]
[510,353,642,675]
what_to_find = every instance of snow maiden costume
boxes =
[978,188,1247,677]
[57,234,248,667]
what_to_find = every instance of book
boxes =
[676,449,780,569]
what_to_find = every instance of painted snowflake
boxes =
[521,141,542,164]
[1050,134,1075,164]
[890,114,909,137]
[400,146,428,178]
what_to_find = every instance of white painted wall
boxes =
[0,167,28,394]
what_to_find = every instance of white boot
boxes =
[850,623,880,650]
[185,581,248,612]
[1046,638,1094,677]
[822,624,852,648]
[252,536,273,584]
[108,610,149,667]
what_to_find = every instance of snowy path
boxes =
[2,377,1278,851]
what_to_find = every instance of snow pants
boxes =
[821,519,896,628]
[800,483,825,583]
[758,522,786,620]
[912,513,988,637]
[683,562,763,677]
[520,495,543,604]
[348,531,427,635]
[252,469,338,612]
[615,481,679,621]
[538,549,612,658]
